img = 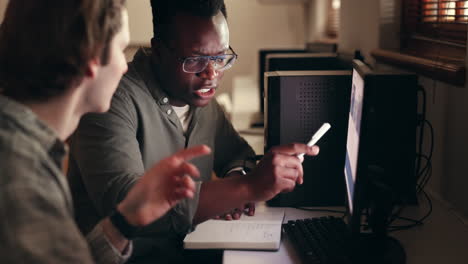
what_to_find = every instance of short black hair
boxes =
[150,0,227,41]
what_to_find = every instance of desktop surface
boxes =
[223,199,468,264]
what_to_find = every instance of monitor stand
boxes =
[354,233,406,264]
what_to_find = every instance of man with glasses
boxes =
[68,0,319,262]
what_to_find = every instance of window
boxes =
[373,0,466,86]
[421,0,468,23]
[326,0,340,38]
[402,0,467,63]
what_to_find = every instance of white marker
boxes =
[298,123,331,158]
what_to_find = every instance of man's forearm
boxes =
[194,172,252,224]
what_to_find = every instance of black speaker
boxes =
[265,70,352,206]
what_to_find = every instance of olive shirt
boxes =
[68,48,256,261]
[0,95,130,264]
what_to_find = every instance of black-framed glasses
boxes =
[159,40,238,73]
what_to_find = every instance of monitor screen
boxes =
[344,68,364,215]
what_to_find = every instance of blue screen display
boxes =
[344,69,364,214]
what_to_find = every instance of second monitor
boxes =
[251,51,351,127]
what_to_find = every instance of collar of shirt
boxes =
[132,48,173,107]
[0,95,67,168]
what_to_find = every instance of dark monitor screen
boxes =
[344,60,418,238]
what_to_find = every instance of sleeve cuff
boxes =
[86,222,133,264]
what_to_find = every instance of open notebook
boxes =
[183,208,285,251]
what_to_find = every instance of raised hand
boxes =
[117,145,211,226]
[246,143,319,202]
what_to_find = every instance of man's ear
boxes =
[85,58,100,79]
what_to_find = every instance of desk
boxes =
[224,75,468,264]
[223,198,468,264]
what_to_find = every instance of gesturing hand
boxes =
[118,145,211,226]
[247,143,319,202]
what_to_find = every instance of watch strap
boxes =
[109,209,137,239]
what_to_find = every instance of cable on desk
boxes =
[386,100,434,232]
[358,85,433,234]
[387,189,433,232]
[389,119,434,231]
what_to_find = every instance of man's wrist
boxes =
[231,172,256,203]
[109,208,138,239]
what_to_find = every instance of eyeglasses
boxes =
[180,48,238,73]
[159,41,238,73]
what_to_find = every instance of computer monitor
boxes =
[264,70,352,206]
[306,42,338,53]
[252,51,351,127]
[251,49,308,127]
[344,62,368,237]
[347,60,418,209]
[258,49,307,99]
[342,60,418,262]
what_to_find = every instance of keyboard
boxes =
[283,216,352,264]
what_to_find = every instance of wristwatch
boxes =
[109,209,138,239]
